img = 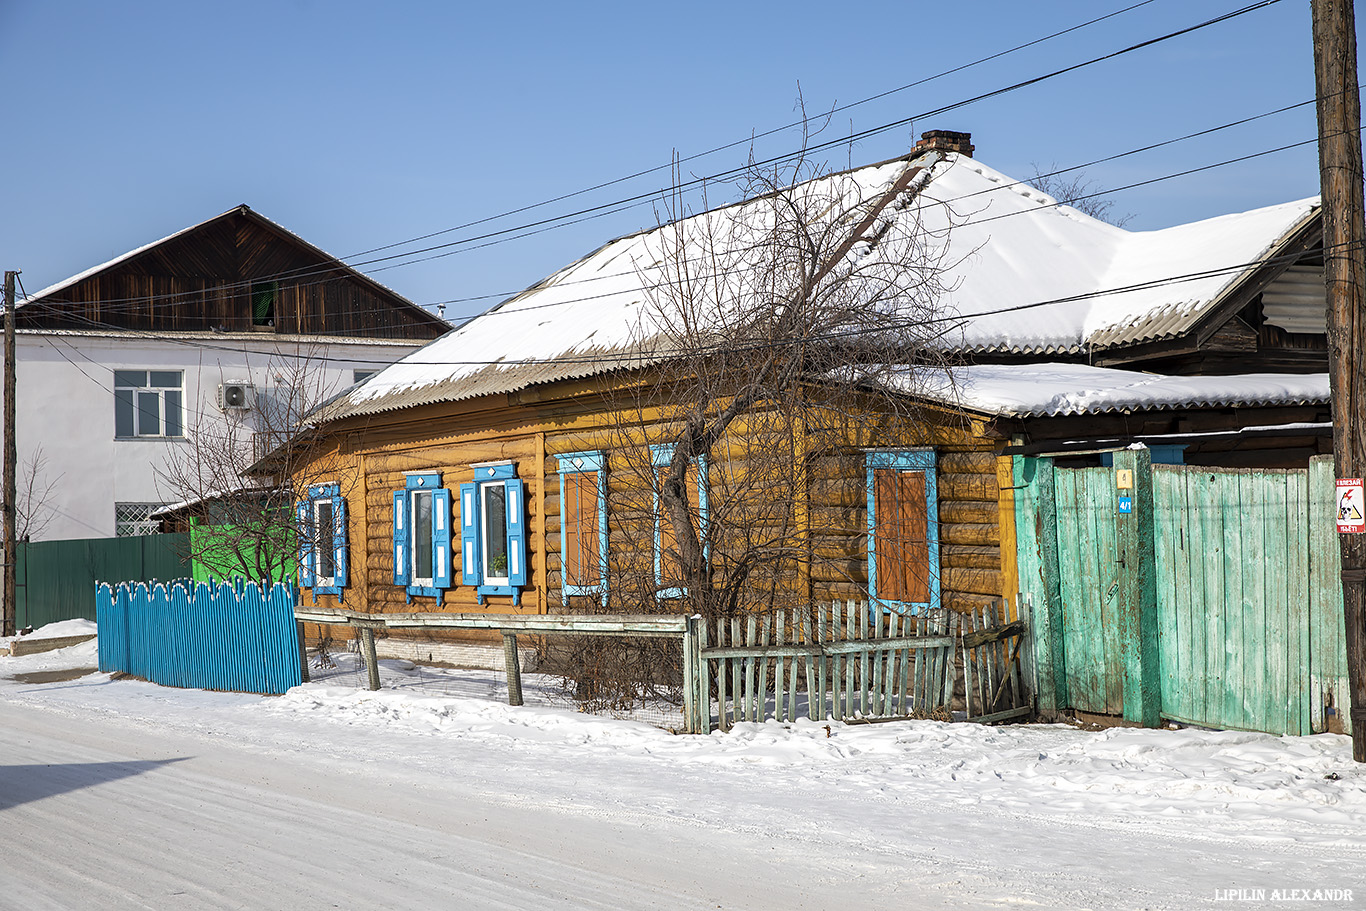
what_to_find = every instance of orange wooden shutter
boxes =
[564,471,599,587]
[875,468,929,603]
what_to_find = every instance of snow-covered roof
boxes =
[313,147,1320,424]
[910,363,1330,418]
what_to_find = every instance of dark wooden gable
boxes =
[1093,214,1326,376]
[18,206,449,341]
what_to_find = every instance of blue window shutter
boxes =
[460,482,481,586]
[432,488,452,590]
[296,500,315,588]
[332,495,348,592]
[505,479,527,588]
[392,490,410,587]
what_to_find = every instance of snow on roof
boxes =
[313,148,1320,424]
[908,362,1330,418]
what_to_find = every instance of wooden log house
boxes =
[286,132,1332,665]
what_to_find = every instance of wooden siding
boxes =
[19,208,446,340]
[294,382,1015,638]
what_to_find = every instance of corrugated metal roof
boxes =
[310,149,1322,426]
[907,363,1330,418]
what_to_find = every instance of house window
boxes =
[460,461,527,605]
[557,450,607,604]
[651,444,708,599]
[392,472,452,601]
[252,280,278,328]
[866,450,940,614]
[297,483,348,600]
[115,502,165,537]
[114,370,183,438]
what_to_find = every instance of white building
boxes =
[11,205,449,541]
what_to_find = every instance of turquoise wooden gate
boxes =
[1017,453,1352,736]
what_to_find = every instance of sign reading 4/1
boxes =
[1337,478,1365,534]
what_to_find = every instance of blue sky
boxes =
[0,1,1342,322]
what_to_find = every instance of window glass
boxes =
[316,499,335,580]
[115,502,164,537]
[115,370,183,438]
[164,391,182,437]
[115,389,135,438]
[412,490,433,581]
[136,392,161,436]
[482,483,508,581]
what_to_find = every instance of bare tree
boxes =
[158,347,356,584]
[1028,162,1134,227]
[552,130,963,709]
[16,445,61,542]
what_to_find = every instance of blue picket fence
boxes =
[96,579,302,695]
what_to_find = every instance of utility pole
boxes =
[1313,0,1366,761]
[3,271,16,638]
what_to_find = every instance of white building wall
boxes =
[9,331,424,541]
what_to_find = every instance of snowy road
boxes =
[3,638,1364,910]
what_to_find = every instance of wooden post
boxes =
[1017,456,1067,717]
[1313,0,1366,761]
[3,271,15,639]
[681,617,697,733]
[297,620,310,683]
[1114,448,1161,728]
[502,632,523,706]
[359,627,380,691]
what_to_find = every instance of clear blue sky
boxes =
[0,0,1343,323]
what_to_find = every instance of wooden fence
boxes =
[97,580,303,695]
[301,602,1031,734]
[703,601,957,729]
[1015,451,1352,736]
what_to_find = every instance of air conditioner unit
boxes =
[217,382,256,410]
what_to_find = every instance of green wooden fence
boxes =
[16,533,192,629]
[1016,452,1351,737]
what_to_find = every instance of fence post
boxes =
[503,633,524,706]
[1016,456,1068,716]
[297,621,311,683]
[694,615,710,735]
[359,626,381,691]
[1113,447,1161,728]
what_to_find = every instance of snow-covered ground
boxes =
[2,625,1364,910]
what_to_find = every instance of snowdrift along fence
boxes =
[96,580,303,695]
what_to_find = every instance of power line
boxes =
[22,96,1323,330]
[23,0,1286,318]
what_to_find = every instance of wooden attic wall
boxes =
[18,212,445,340]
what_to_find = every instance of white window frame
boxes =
[114,370,185,439]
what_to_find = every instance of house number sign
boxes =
[1337,478,1365,534]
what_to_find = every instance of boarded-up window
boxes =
[563,470,600,587]
[558,451,607,603]
[873,467,930,605]
[652,446,707,596]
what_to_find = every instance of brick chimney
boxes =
[914,130,974,158]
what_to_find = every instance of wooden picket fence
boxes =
[703,601,953,729]
[960,600,1029,723]
[97,579,303,695]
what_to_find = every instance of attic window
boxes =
[252,281,278,328]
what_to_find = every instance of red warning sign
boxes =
[1337,478,1365,534]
